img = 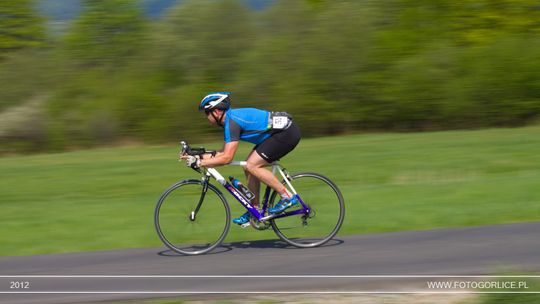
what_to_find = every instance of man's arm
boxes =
[200,141,239,167]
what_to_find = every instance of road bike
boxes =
[154,141,345,255]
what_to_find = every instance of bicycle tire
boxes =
[154,179,230,255]
[270,172,345,248]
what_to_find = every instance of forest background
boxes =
[1,0,540,153]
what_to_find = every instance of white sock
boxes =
[280,189,293,199]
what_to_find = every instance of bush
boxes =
[0,97,49,153]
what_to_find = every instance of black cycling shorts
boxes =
[254,121,301,163]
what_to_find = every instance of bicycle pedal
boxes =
[240,223,251,229]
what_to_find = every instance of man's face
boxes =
[205,109,222,126]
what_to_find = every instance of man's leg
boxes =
[232,151,275,224]
[245,152,289,196]
[245,123,300,213]
[244,150,261,208]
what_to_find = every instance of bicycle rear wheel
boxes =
[155,179,230,255]
[270,173,345,248]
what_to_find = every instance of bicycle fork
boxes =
[189,177,209,221]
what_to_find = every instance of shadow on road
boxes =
[157,246,233,257]
[157,238,344,257]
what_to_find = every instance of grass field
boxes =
[1,126,540,256]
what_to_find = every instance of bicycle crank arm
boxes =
[261,209,308,222]
[260,214,279,221]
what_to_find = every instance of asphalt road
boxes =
[1,221,539,303]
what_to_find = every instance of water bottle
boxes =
[229,176,255,201]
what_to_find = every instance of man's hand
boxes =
[185,155,201,169]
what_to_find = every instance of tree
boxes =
[155,0,254,84]
[447,0,540,45]
[64,0,147,67]
[0,0,45,58]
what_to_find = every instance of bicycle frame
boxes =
[202,161,311,222]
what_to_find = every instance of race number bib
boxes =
[272,116,288,129]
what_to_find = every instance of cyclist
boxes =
[184,92,301,225]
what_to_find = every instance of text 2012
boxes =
[10,281,30,289]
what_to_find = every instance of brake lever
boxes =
[180,140,189,155]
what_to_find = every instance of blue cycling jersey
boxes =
[224,108,271,145]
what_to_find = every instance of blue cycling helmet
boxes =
[199,92,231,112]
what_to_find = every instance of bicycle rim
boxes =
[155,180,230,255]
[270,173,345,248]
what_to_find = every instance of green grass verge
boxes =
[1,126,540,256]
[476,277,540,304]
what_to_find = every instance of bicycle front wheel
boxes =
[270,173,345,248]
[154,179,230,255]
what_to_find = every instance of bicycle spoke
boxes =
[155,180,230,255]
[270,173,345,248]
